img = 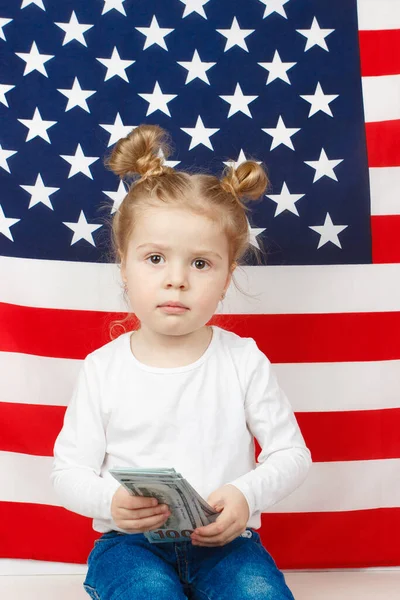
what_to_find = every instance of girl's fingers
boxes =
[119,505,169,520]
[119,511,170,533]
[148,513,171,531]
[193,523,239,547]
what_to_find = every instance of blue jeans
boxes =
[83,528,295,599]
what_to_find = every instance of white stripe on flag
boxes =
[1,351,399,413]
[2,256,400,313]
[357,0,400,30]
[0,256,124,312]
[268,457,400,513]
[361,75,400,123]
[1,451,399,513]
[274,360,400,412]
[1,452,57,506]
[0,352,80,406]
[369,167,400,215]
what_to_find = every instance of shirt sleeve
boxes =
[227,339,312,518]
[50,354,120,521]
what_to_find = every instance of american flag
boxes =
[1,0,399,573]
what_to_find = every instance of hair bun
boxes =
[221,160,269,202]
[105,124,174,180]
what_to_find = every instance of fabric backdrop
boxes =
[0,0,399,572]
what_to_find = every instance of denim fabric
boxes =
[83,528,295,599]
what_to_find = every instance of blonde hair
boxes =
[100,124,270,339]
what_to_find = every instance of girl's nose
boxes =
[165,265,188,288]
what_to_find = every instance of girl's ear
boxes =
[224,262,236,291]
[119,252,127,280]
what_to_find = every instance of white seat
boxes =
[0,570,399,599]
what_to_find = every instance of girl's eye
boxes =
[193,259,210,270]
[147,254,164,265]
[145,255,210,269]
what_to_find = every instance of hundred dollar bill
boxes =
[110,467,215,524]
[113,471,214,524]
[109,468,220,541]
[109,467,220,544]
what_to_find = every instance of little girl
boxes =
[51,124,312,600]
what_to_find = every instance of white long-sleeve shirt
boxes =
[51,324,312,533]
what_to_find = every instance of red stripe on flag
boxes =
[1,403,399,463]
[0,501,398,568]
[1,304,400,363]
[0,502,99,564]
[0,303,120,360]
[219,313,400,362]
[261,507,399,569]
[294,408,400,462]
[0,403,65,456]
[371,215,400,264]
[359,29,400,77]
[365,119,400,167]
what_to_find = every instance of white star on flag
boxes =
[177,50,216,84]
[262,115,301,150]
[300,82,339,117]
[21,0,45,8]
[57,77,96,112]
[60,144,99,179]
[309,212,348,249]
[102,0,126,16]
[55,11,94,47]
[100,114,137,146]
[247,218,267,250]
[180,0,210,19]
[63,210,102,246]
[20,174,60,210]
[223,149,262,170]
[0,18,12,41]
[0,144,17,173]
[96,47,135,82]
[304,148,344,182]
[18,107,57,143]
[297,17,335,52]
[220,83,258,118]
[0,84,15,107]
[15,41,54,77]
[138,81,177,117]
[181,116,219,150]
[0,205,20,241]
[258,50,296,85]
[217,17,255,52]
[136,15,174,51]
[266,182,305,217]
[158,148,181,169]
[103,181,129,214]
[258,0,291,19]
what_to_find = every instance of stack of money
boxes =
[109,467,220,544]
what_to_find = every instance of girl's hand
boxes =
[191,484,250,547]
[111,486,171,533]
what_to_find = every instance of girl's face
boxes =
[121,205,234,336]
